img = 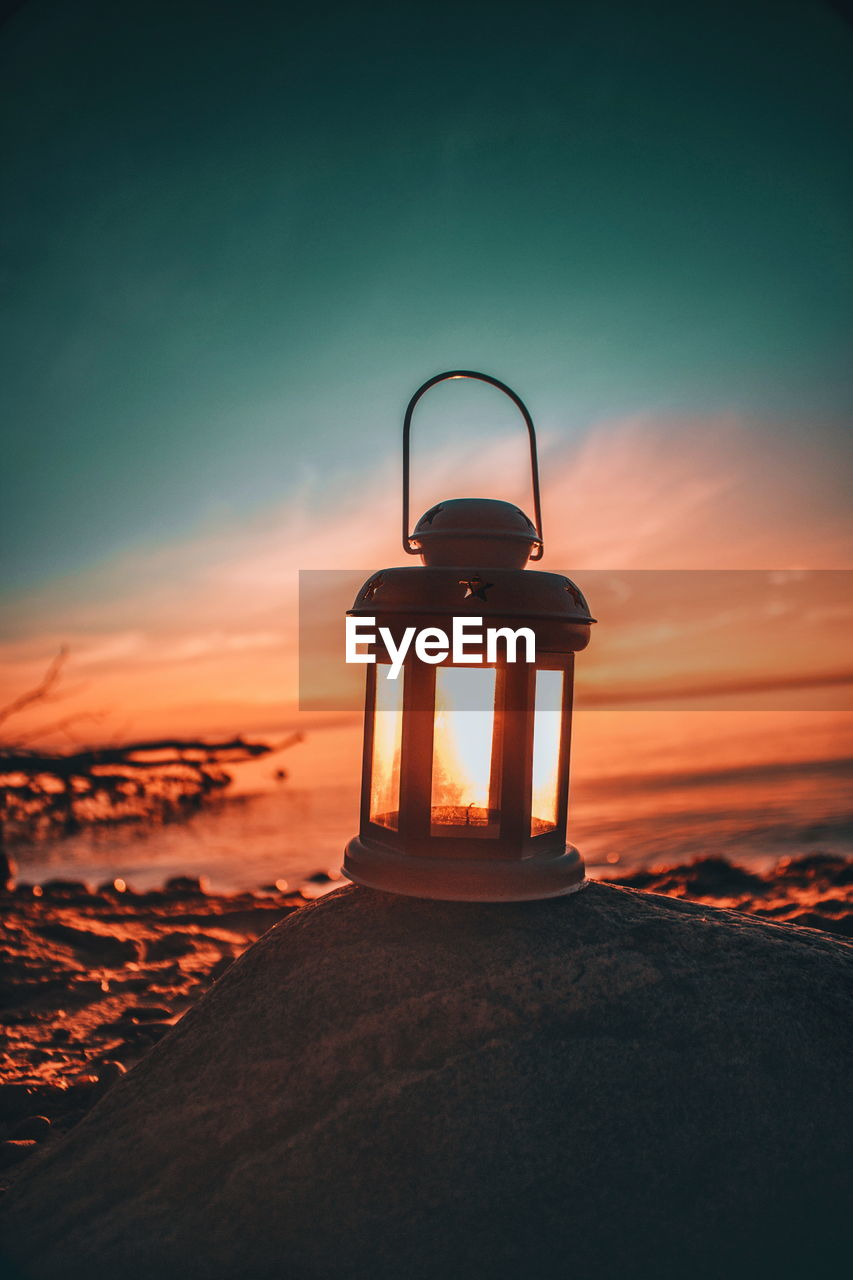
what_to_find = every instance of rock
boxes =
[70,1074,99,1090]
[205,955,234,983]
[115,1022,172,1046]
[212,905,295,933]
[35,922,140,965]
[94,1061,126,1090]
[163,876,207,897]
[1,883,851,1280]
[0,1011,27,1026]
[0,849,16,891]
[613,855,768,897]
[95,1016,173,1049]
[145,932,195,961]
[39,879,94,899]
[0,1140,37,1170]
[0,1084,67,1125]
[790,910,845,932]
[8,1115,51,1142]
[133,1023,171,1042]
[109,977,151,994]
[50,1108,87,1133]
[779,853,853,887]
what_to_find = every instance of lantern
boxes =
[343,371,594,901]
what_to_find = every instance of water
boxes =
[572,753,853,873]
[4,711,845,890]
[8,747,850,896]
[8,785,360,893]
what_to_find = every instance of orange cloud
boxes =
[1,412,850,746]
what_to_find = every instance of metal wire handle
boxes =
[402,370,544,559]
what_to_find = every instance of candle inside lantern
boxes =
[430,665,500,835]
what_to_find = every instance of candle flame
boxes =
[431,666,499,832]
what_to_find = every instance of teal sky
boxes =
[1,0,851,596]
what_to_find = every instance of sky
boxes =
[0,0,851,747]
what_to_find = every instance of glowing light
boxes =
[369,663,404,829]
[431,666,499,833]
[531,668,564,835]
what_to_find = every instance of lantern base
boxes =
[342,836,585,903]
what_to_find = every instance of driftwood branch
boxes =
[0,648,69,730]
[1,734,303,838]
[0,735,305,778]
[0,651,304,840]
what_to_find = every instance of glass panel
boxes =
[369,665,404,829]
[531,668,564,836]
[431,666,500,836]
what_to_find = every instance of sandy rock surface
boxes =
[1,881,851,1280]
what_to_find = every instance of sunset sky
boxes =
[1,0,851,756]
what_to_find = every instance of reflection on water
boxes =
[9,748,852,891]
[9,787,359,893]
[573,756,853,873]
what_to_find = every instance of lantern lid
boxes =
[350,564,594,623]
[410,497,541,568]
[349,563,595,654]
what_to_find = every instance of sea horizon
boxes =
[9,708,852,892]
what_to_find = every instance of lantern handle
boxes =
[402,370,544,559]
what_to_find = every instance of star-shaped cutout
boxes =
[361,574,384,602]
[459,576,494,601]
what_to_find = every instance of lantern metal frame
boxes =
[402,369,545,561]
[342,371,593,902]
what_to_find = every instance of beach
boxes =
[2,848,851,1191]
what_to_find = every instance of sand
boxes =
[1,853,850,1193]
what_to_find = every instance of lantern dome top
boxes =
[348,563,595,655]
[410,497,541,568]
